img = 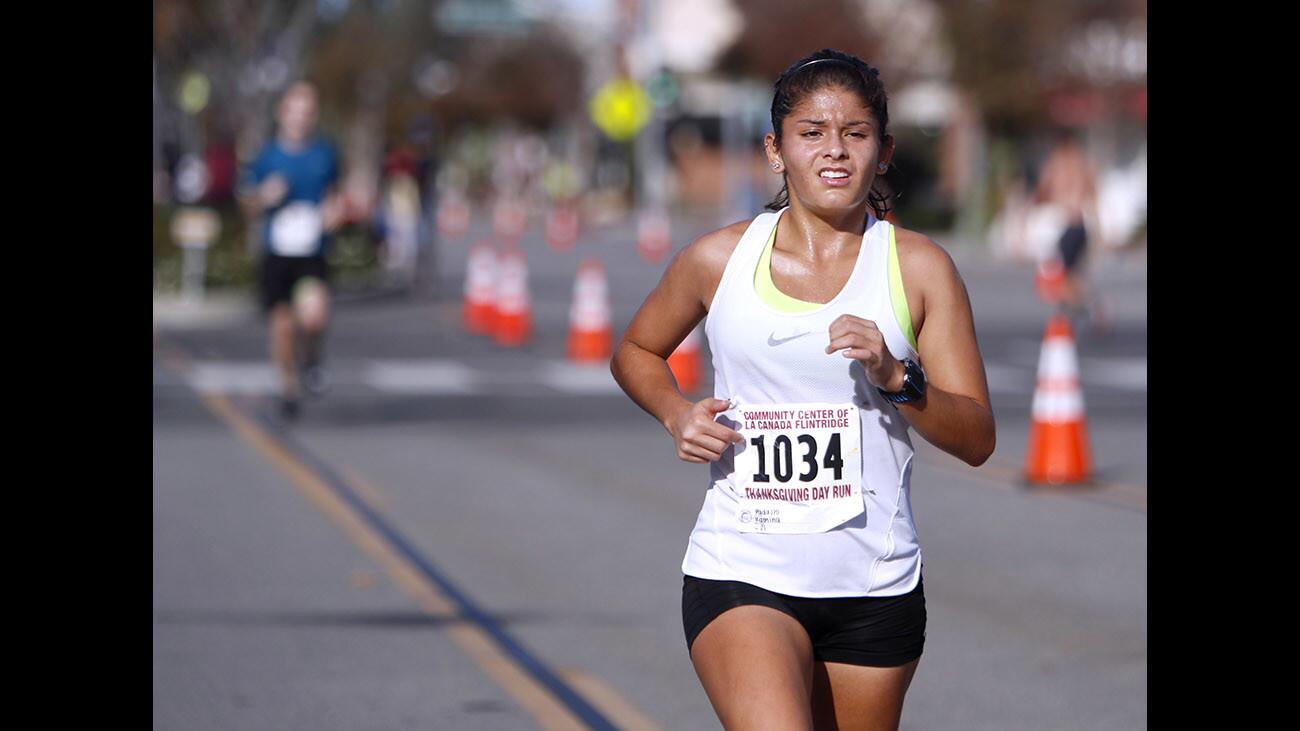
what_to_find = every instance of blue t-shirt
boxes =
[244,138,340,256]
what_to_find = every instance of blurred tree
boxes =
[155,0,589,213]
[932,0,1146,138]
[714,0,904,87]
[303,2,584,151]
[428,31,585,131]
[154,0,320,156]
[929,0,1144,238]
[307,0,434,132]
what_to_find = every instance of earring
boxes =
[878,163,889,172]
[771,162,782,171]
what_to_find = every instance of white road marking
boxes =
[177,357,1143,396]
[186,362,281,395]
[537,361,622,394]
[983,363,1032,394]
[362,360,477,394]
[1081,357,1147,390]
[988,356,1147,394]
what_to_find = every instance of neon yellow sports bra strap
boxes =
[887,224,919,351]
[755,223,822,313]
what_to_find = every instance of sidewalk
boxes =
[153,291,257,330]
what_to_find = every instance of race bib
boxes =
[728,402,864,534]
[269,202,323,257]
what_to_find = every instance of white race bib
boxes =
[269,202,323,257]
[727,402,864,534]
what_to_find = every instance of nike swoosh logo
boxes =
[767,331,814,346]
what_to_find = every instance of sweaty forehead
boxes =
[787,87,875,124]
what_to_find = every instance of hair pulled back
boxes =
[765,49,893,219]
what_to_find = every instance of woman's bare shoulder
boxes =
[678,218,753,272]
[893,225,960,284]
[665,217,754,308]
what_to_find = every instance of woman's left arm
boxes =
[895,232,996,465]
[826,230,995,465]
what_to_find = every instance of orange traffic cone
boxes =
[637,209,671,263]
[669,326,702,395]
[1024,313,1092,485]
[462,239,497,335]
[546,203,580,252]
[437,193,470,241]
[1035,257,1067,304]
[567,258,613,363]
[493,246,532,346]
[492,197,527,245]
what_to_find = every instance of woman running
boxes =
[611,49,995,730]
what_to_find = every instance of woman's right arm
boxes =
[611,224,747,463]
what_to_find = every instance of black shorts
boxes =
[259,254,330,312]
[1057,223,1088,273]
[682,574,926,667]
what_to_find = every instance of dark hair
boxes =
[765,49,893,219]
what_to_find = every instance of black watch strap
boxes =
[877,359,926,403]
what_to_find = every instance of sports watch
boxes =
[877,359,926,404]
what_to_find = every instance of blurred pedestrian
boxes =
[1035,127,1102,326]
[239,81,343,420]
[202,134,237,206]
[611,49,995,730]
[378,144,421,287]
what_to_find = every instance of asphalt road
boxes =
[153,217,1146,730]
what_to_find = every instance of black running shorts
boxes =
[1058,223,1088,273]
[682,574,926,667]
[259,254,330,312]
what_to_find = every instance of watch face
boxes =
[903,360,925,398]
[878,360,925,403]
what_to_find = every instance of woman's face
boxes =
[765,85,894,215]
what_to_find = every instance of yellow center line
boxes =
[334,461,677,731]
[199,391,590,730]
[181,375,667,731]
[338,465,390,512]
[557,668,665,731]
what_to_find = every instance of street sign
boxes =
[169,206,221,304]
[646,70,679,108]
[589,79,652,142]
[177,71,211,115]
[171,207,221,249]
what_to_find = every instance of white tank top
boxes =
[682,208,923,597]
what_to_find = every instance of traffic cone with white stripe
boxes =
[493,246,532,347]
[437,192,470,241]
[462,239,497,335]
[636,208,671,263]
[1024,313,1092,484]
[492,197,527,245]
[546,202,580,252]
[669,326,701,395]
[1035,257,1067,304]
[567,258,613,363]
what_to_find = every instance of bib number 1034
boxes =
[749,433,843,483]
[729,402,864,534]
